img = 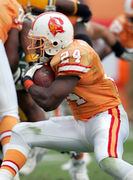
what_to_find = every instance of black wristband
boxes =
[76,3,92,22]
[111,41,125,57]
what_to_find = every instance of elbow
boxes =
[43,105,58,112]
[41,101,59,112]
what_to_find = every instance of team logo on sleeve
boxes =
[48,17,65,36]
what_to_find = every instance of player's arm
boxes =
[87,22,117,46]
[56,0,92,22]
[5,28,20,73]
[20,18,33,61]
[5,4,24,73]
[87,22,133,61]
[24,75,80,111]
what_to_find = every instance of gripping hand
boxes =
[22,62,43,91]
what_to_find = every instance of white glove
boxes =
[24,62,43,79]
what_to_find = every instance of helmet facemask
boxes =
[27,31,53,62]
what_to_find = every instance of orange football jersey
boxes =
[110,14,133,48]
[50,40,121,121]
[0,0,24,43]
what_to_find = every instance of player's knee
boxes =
[99,157,116,171]
[12,122,26,136]
[11,123,30,147]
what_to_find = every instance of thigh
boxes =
[88,105,129,163]
[12,116,90,152]
[0,40,18,118]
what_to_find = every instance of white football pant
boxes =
[0,40,19,121]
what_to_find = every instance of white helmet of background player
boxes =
[124,0,133,31]
[28,12,74,60]
[124,0,133,15]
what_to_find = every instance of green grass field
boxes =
[20,125,133,180]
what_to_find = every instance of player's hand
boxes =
[76,3,92,23]
[111,41,133,61]
[24,62,43,79]
[22,62,43,82]
[21,62,44,91]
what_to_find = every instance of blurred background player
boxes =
[109,0,133,122]
[0,0,24,179]
[85,21,133,61]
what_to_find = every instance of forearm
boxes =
[56,0,92,22]
[97,26,116,47]
[28,85,56,111]
[56,0,75,14]
[23,79,61,111]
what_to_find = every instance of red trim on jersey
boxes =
[58,63,91,68]
[0,130,11,136]
[58,63,91,73]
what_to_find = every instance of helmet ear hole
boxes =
[53,41,58,47]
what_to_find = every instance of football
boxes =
[33,65,55,87]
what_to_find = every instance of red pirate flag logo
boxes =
[48,17,65,36]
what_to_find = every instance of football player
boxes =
[15,2,92,179]
[0,12,133,180]
[84,20,133,61]
[0,0,24,180]
[109,0,133,120]
[17,0,92,64]
[12,44,90,180]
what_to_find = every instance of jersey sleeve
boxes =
[52,40,94,79]
[11,5,24,31]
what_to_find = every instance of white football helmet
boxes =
[124,0,133,15]
[28,12,74,60]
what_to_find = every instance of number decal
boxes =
[60,51,69,64]
[73,49,81,63]
[67,93,86,105]
[60,49,81,64]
